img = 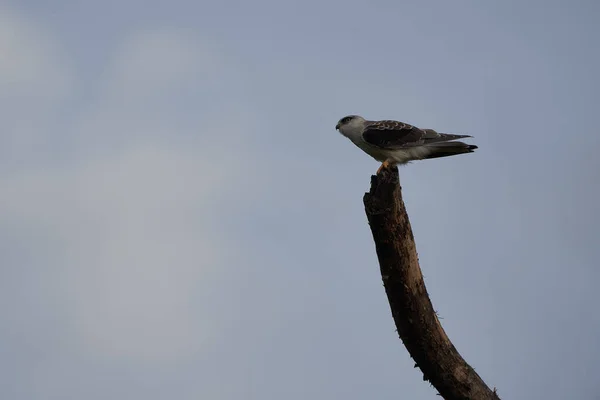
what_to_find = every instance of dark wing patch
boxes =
[361,120,426,149]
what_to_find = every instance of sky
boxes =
[1,1,599,399]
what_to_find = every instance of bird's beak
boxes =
[335,123,340,130]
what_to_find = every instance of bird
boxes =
[335,115,478,174]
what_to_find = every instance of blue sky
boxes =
[1,1,599,399]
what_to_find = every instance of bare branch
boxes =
[363,166,500,400]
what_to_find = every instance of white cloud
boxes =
[68,27,245,158]
[0,8,72,97]
[102,28,219,100]
[3,143,230,362]
[0,7,74,156]
[2,142,252,364]
[0,21,259,364]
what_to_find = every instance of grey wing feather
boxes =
[420,129,473,145]
[362,121,472,149]
[361,120,424,149]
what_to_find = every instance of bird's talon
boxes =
[377,160,391,174]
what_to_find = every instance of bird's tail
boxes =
[422,141,478,160]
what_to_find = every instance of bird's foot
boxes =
[377,160,392,174]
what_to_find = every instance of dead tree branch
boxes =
[363,166,500,400]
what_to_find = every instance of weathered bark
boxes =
[363,166,500,400]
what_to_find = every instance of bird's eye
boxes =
[343,117,352,124]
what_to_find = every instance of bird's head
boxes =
[335,115,366,136]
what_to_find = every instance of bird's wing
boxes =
[362,120,472,149]
[361,120,427,149]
